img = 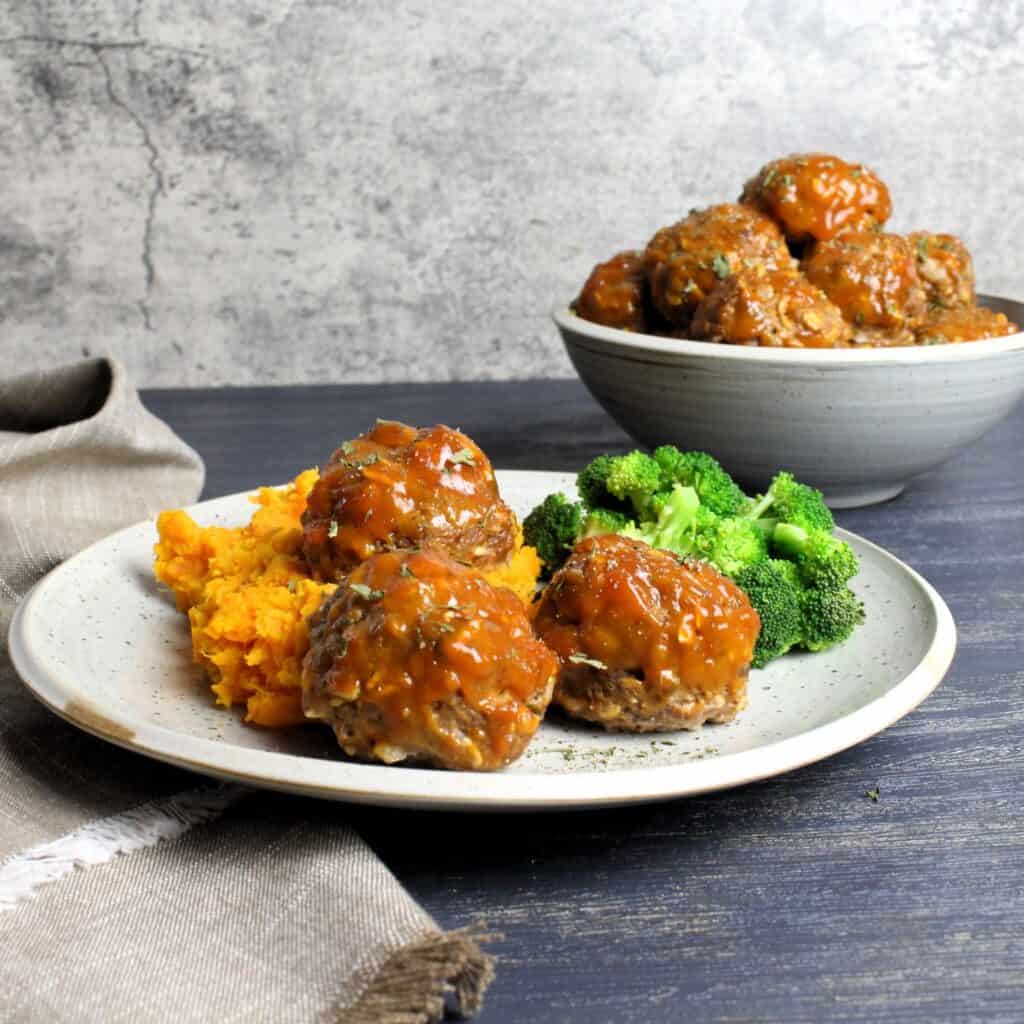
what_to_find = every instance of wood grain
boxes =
[143,380,1024,1024]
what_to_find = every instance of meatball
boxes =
[803,230,927,342]
[302,420,517,580]
[573,250,654,332]
[915,305,1019,345]
[691,268,852,348]
[907,232,975,311]
[302,548,558,770]
[532,535,760,732]
[644,203,793,328]
[740,153,892,243]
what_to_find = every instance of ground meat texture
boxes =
[907,232,975,311]
[532,535,760,732]
[302,548,558,770]
[573,250,654,332]
[643,203,793,328]
[691,268,851,348]
[915,305,1019,345]
[740,153,892,243]
[802,230,927,340]
[302,420,517,580]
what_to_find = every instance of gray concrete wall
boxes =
[2,1,1022,387]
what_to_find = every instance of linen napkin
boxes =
[0,358,494,1022]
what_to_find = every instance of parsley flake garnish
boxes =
[569,652,608,670]
[327,520,339,538]
[850,166,863,180]
[399,564,414,578]
[287,579,298,594]
[781,173,795,189]
[350,583,384,601]
[341,441,356,455]
[762,167,777,187]
[916,237,929,261]
[711,252,731,280]
[865,785,880,802]
[448,448,475,467]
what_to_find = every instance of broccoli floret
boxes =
[772,523,859,589]
[630,484,701,555]
[772,558,802,590]
[522,493,582,574]
[746,471,835,533]
[697,516,769,577]
[733,559,804,668]
[604,451,664,520]
[576,455,629,513]
[582,507,633,538]
[654,447,747,517]
[799,585,865,652]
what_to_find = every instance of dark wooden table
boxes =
[144,380,1024,1024]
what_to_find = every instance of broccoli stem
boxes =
[772,522,809,557]
[746,490,776,520]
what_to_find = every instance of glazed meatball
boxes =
[644,203,793,328]
[740,153,892,244]
[907,232,975,311]
[302,420,517,580]
[803,230,927,343]
[532,535,760,732]
[302,548,558,770]
[915,305,1018,345]
[691,268,852,348]
[573,250,654,332]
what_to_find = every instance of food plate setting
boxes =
[8,469,955,811]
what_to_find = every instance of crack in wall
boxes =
[91,45,163,333]
[132,1,145,40]
[0,34,208,60]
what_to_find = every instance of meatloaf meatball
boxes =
[644,203,793,328]
[915,305,1018,345]
[740,153,892,243]
[302,420,517,580]
[803,230,927,343]
[573,250,654,333]
[907,232,975,311]
[532,534,760,732]
[302,548,558,770]
[691,268,851,348]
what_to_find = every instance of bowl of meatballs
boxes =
[556,152,1024,507]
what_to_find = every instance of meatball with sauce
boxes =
[302,548,558,770]
[803,230,927,344]
[740,153,892,244]
[532,535,760,732]
[691,268,852,348]
[907,232,975,311]
[302,420,517,581]
[644,203,793,328]
[573,250,656,333]
[915,305,1018,345]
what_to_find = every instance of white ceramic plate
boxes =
[8,470,956,811]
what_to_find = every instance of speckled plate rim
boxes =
[553,292,1024,366]
[8,486,956,812]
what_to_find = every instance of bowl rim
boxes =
[552,292,1024,365]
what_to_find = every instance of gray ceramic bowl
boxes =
[554,294,1024,507]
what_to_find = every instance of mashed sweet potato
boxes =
[153,469,542,727]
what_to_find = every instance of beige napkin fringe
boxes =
[0,785,242,911]
[337,926,498,1024]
